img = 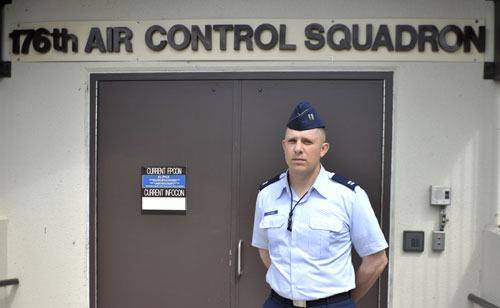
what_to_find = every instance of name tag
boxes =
[264,210,278,216]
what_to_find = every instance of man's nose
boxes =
[294,141,304,153]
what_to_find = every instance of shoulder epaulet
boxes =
[259,173,282,191]
[330,173,359,191]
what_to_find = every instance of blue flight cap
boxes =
[286,101,326,130]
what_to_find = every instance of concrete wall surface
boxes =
[0,217,7,308]
[1,0,500,308]
[479,228,500,306]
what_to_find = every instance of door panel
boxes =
[92,73,390,308]
[238,80,385,308]
[97,80,234,307]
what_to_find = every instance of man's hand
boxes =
[258,248,271,269]
[352,250,388,303]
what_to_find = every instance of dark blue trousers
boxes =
[262,293,356,308]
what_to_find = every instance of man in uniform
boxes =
[252,101,388,308]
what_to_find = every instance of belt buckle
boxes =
[293,300,307,307]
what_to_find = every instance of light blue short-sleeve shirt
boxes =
[252,166,388,301]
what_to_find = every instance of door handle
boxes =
[237,239,243,277]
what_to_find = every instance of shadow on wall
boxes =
[448,93,500,307]
[0,285,19,308]
[477,228,500,306]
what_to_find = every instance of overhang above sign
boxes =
[9,19,485,62]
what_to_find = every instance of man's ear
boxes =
[320,142,330,158]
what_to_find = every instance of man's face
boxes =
[282,128,330,176]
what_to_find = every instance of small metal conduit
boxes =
[0,279,19,287]
[468,294,500,308]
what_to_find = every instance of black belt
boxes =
[271,289,351,307]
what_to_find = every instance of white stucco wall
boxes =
[1,1,499,308]
[0,217,7,307]
[480,228,500,305]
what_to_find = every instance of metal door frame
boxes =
[89,71,393,308]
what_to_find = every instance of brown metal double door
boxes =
[91,73,391,308]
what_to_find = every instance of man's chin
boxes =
[289,166,311,174]
[288,163,322,177]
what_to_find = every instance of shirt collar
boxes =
[311,165,330,199]
[275,171,290,199]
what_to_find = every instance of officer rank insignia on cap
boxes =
[286,101,326,131]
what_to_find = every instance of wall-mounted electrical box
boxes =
[430,186,451,206]
[432,230,446,251]
[403,231,425,252]
[430,185,451,252]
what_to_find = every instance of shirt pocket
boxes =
[309,216,345,258]
[259,214,286,256]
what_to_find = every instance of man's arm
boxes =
[258,248,271,269]
[351,250,388,303]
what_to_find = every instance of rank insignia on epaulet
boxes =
[331,173,359,191]
[259,173,282,191]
